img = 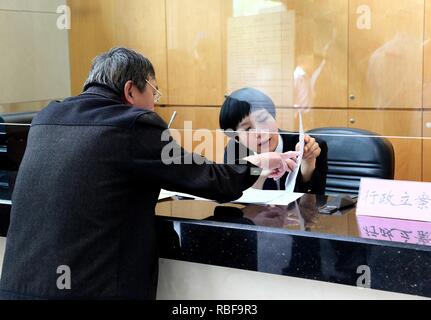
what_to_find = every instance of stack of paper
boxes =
[233,189,304,205]
[158,190,210,201]
[158,188,303,206]
[285,111,304,193]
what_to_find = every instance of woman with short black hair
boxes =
[220,87,328,194]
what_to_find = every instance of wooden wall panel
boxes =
[389,139,422,181]
[221,0,232,97]
[68,0,115,95]
[349,0,424,109]
[166,0,224,106]
[284,0,348,108]
[155,106,228,163]
[423,111,431,181]
[68,0,428,183]
[423,139,431,182]
[348,110,422,137]
[277,109,347,132]
[348,110,422,181]
[113,0,168,105]
[424,0,431,108]
[156,106,220,130]
[68,0,168,102]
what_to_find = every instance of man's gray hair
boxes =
[83,47,155,95]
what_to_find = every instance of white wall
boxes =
[0,0,65,11]
[0,0,71,105]
[157,258,429,300]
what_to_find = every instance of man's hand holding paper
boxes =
[244,151,299,180]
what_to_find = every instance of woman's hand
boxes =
[296,135,321,182]
[298,135,321,161]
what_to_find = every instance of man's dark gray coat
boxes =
[0,85,259,299]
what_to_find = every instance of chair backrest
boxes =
[307,127,395,195]
[0,112,36,171]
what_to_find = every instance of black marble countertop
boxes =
[155,193,431,298]
[1,188,430,298]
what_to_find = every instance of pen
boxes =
[168,111,177,129]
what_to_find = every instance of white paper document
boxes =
[0,199,12,205]
[232,189,286,204]
[158,190,211,201]
[159,189,303,206]
[158,192,174,201]
[233,189,304,206]
[285,111,304,193]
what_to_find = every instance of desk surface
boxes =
[156,194,431,248]
[1,190,430,298]
[156,194,431,298]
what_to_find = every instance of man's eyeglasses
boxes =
[145,79,162,104]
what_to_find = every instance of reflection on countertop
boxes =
[158,193,431,247]
[156,193,431,298]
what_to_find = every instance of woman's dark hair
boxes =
[219,88,277,136]
[219,97,251,134]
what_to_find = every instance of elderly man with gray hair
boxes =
[0,47,297,300]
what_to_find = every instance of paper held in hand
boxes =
[284,111,304,193]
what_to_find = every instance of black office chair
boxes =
[307,127,395,195]
[0,112,36,200]
[0,112,36,171]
